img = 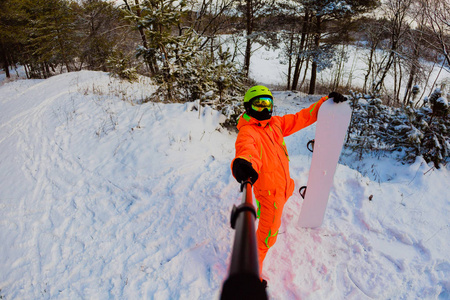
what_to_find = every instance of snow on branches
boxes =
[346,89,449,168]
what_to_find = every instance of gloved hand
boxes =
[232,158,259,184]
[328,92,347,103]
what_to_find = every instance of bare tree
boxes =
[360,17,389,93]
[188,0,236,52]
[236,0,275,77]
[402,1,427,104]
[291,9,311,90]
[371,0,413,97]
[423,0,450,68]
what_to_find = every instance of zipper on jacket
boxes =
[263,123,290,194]
[273,124,289,160]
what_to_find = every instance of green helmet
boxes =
[244,85,273,103]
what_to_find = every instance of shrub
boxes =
[346,89,449,168]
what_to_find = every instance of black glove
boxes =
[232,158,259,184]
[328,92,347,103]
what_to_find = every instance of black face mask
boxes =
[244,102,272,121]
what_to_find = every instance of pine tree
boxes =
[123,0,246,121]
[0,0,28,78]
[23,0,79,77]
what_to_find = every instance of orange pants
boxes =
[255,193,288,275]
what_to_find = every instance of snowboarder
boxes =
[231,85,346,278]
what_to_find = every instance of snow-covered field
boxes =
[1,50,449,299]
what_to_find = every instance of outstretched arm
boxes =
[279,96,328,136]
[279,92,347,136]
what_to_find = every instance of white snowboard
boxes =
[297,99,352,228]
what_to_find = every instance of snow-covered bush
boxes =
[346,89,449,168]
[106,51,138,82]
[429,88,449,117]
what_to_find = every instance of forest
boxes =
[0,0,449,166]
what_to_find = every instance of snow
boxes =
[437,97,448,106]
[1,71,449,298]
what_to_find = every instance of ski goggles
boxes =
[251,97,273,112]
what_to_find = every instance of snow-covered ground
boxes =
[1,69,449,299]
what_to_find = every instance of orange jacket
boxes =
[232,96,328,199]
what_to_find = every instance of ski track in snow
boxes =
[0,72,449,299]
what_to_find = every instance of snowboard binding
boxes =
[299,186,307,199]
[307,139,315,152]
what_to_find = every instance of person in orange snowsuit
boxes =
[231,85,346,278]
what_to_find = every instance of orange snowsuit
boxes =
[231,96,328,274]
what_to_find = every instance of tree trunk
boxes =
[291,55,301,90]
[126,0,159,75]
[393,57,398,103]
[299,57,310,92]
[41,63,47,79]
[404,27,423,104]
[46,63,51,77]
[0,39,10,78]
[292,11,309,90]
[244,0,253,77]
[286,33,294,89]
[308,15,321,95]
[363,45,375,93]
[397,57,403,103]
[24,64,30,79]
[309,61,317,95]
[332,44,346,90]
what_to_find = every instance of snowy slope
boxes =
[0,71,449,300]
